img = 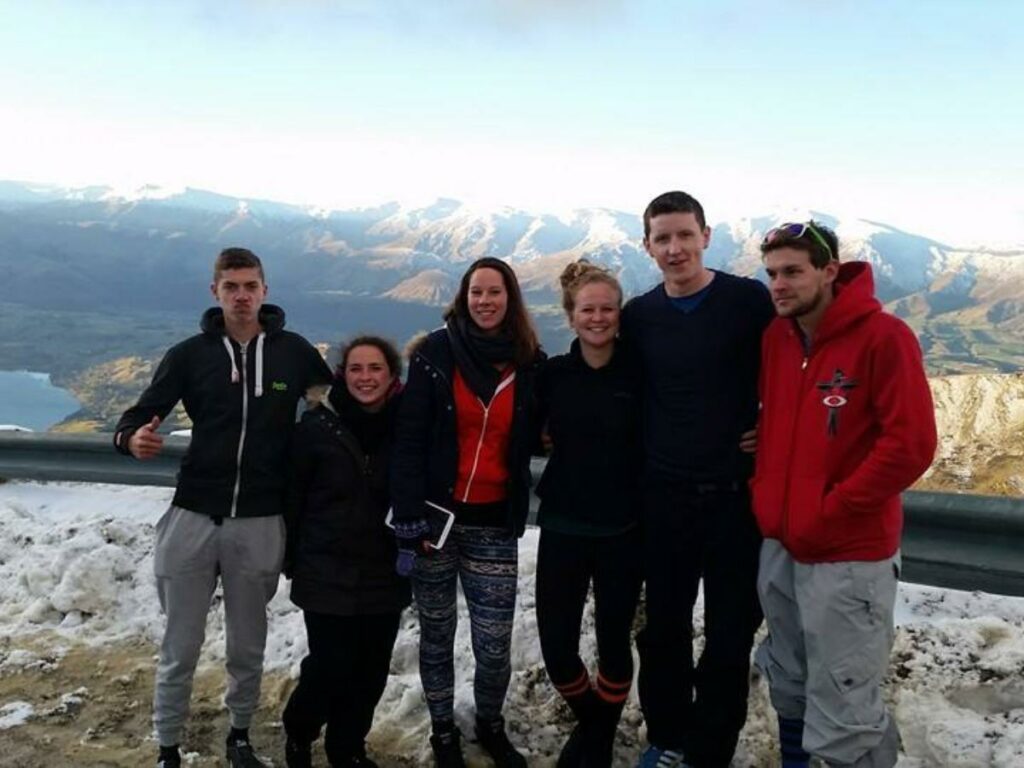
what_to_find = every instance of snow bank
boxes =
[2,481,1024,765]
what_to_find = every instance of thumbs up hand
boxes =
[129,416,165,460]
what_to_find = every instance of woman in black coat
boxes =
[282,336,409,768]
[389,257,544,768]
[535,261,644,768]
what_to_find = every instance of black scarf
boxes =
[446,316,515,402]
[328,384,394,456]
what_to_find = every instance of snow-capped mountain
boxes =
[0,179,1021,374]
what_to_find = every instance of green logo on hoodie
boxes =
[271,381,288,392]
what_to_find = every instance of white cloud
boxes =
[1,101,1020,248]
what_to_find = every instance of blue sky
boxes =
[1,0,1021,245]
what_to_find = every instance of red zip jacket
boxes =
[751,261,937,563]
[452,367,515,503]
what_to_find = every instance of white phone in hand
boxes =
[385,501,456,550]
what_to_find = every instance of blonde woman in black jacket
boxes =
[535,261,644,768]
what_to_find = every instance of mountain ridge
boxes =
[1,179,1022,377]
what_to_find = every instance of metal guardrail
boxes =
[0,431,188,487]
[2,433,1023,597]
[901,492,1024,597]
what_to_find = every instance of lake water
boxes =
[0,371,81,431]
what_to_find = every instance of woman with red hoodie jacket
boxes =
[752,221,936,768]
[390,257,545,768]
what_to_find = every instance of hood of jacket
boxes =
[200,303,286,336]
[812,262,881,346]
[404,327,442,361]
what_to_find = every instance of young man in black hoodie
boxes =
[114,248,332,768]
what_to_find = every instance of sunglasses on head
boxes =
[762,222,836,261]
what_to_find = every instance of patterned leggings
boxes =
[412,523,519,725]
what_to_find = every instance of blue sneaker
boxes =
[636,745,689,768]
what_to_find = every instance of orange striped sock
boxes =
[554,667,591,700]
[595,671,631,704]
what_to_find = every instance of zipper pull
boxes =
[801,357,808,370]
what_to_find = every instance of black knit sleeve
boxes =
[112,343,187,455]
[283,417,317,577]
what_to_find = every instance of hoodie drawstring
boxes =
[222,333,265,396]
[222,337,239,383]
[254,332,266,398]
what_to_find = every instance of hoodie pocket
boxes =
[784,475,829,554]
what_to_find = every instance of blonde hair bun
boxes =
[558,259,621,317]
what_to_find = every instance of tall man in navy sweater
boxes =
[621,191,774,768]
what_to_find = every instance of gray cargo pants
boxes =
[754,539,900,768]
[152,505,285,746]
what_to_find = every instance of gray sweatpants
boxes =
[754,539,900,768]
[152,505,285,746]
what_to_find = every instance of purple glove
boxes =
[395,518,431,576]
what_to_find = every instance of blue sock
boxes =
[779,716,810,768]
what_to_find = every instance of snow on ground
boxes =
[0,700,35,730]
[1,480,1024,766]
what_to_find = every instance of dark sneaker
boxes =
[476,716,527,768]
[635,745,688,768]
[556,722,586,767]
[430,725,467,768]
[285,737,313,768]
[156,745,181,768]
[226,734,271,768]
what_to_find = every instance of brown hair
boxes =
[558,259,622,318]
[444,256,540,366]
[760,220,839,269]
[336,335,403,379]
[642,190,707,238]
[213,247,265,282]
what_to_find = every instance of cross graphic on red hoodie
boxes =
[816,368,859,437]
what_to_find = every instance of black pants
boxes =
[536,527,643,699]
[636,483,762,768]
[283,610,401,762]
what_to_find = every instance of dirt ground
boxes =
[0,638,415,768]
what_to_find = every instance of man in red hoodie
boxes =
[751,221,937,768]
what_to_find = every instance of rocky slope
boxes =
[920,372,1024,495]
